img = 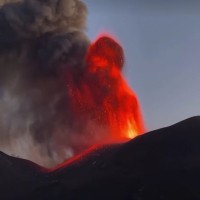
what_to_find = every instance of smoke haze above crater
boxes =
[0,0,90,167]
[0,0,145,167]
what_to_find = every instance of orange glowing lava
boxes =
[126,120,138,139]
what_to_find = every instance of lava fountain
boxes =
[64,35,145,142]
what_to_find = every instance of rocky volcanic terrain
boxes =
[0,116,200,200]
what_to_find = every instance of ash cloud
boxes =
[0,0,90,167]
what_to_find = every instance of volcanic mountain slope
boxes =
[0,116,200,200]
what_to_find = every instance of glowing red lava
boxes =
[64,34,145,145]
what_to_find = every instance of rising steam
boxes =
[0,0,145,167]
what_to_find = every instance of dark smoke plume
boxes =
[0,0,90,167]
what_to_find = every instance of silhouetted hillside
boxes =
[0,116,200,200]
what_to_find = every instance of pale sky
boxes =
[84,0,200,131]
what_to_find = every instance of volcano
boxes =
[0,1,199,199]
[0,0,145,166]
[0,116,200,200]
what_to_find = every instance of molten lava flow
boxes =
[64,34,145,151]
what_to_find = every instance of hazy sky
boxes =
[84,0,200,131]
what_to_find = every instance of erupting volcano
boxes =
[0,1,200,199]
[0,0,145,167]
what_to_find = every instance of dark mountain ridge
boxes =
[0,116,200,200]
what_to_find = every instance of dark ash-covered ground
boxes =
[0,116,200,200]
